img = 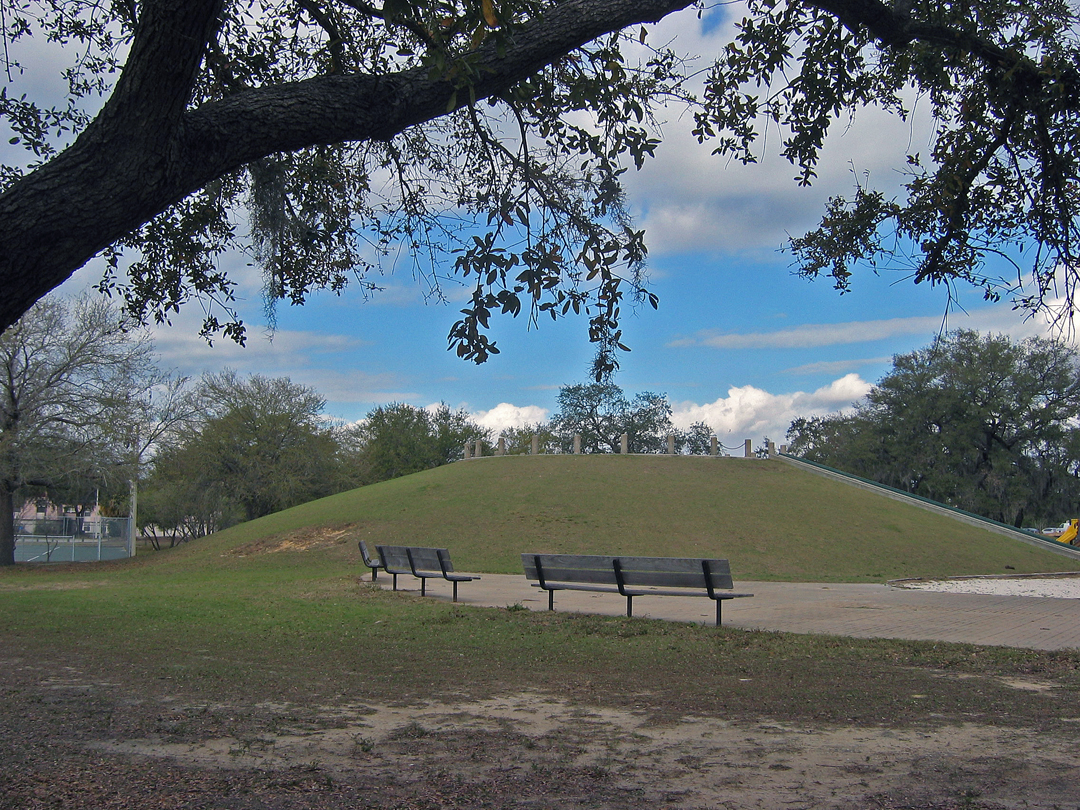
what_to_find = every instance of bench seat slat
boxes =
[617,557,734,589]
[528,582,623,594]
[622,588,755,599]
[529,582,753,599]
[530,554,617,567]
[522,554,614,572]
[407,548,444,571]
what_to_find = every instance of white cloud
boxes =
[667,295,1080,358]
[631,104,932,254]
[619,1,936,257]
[152,320,369,375]
[471,403,551,433]
[670,374,871,443]
[782,357,892,376]
[672,314,947,350]
[959,298,1080,344]
[296,369,416,406]
[146,309,425,413]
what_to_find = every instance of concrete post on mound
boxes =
[667,434,675,455]
[744,439,752,458]
[475,439,484,458]
[463,443,471,460]
[573,434,582,454]
[620,433,628,454]
[780,444,788,454]
[497,437,506,456]
[768,440,776,457]
[710,436,718,456]
[531,434,539,455]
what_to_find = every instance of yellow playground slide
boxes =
[1057,519,1079,546]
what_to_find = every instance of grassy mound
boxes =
[164,455,1080,582]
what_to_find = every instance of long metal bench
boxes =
[376,545,480,602]
[521,553,753,625]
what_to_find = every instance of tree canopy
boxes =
[146,370,346,525]
[344,402,488,483]
[0,295,159,564]
[786,330,1080,528]
[2,1,1079,376]
[549,382,672,453]
[547,381,716,453]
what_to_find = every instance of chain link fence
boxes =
[14,516,134,562]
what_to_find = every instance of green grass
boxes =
[166,455,1080,582]
[2,454,1078,733]
[1,548,1078,730]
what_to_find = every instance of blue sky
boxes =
[36,5,1071,443]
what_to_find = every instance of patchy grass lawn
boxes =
[2,552,1078,726]
[3,457,1080,808]
[2,552,1080,808]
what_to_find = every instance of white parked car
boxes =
[1042,522,1072,537]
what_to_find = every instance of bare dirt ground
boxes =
[2,657,1079,810]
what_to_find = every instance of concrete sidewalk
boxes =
[371,573,1080,651]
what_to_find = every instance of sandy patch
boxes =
[897,573,1080,598]
[228,524,358,555]
[0,579,103,591]
[91,691,1080,809]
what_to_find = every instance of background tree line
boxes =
[2,293,730,561]
[140,380,718,545]
[0,294,496,557]
[28,294,1080,556]
[139,387,493,548]
[786,330,1080,529]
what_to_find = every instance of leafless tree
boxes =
[0,295,159,565]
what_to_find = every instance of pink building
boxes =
[15,498,104,524]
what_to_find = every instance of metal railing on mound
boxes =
[776,453,1080,561]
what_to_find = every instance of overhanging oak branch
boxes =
[0,0,693,333]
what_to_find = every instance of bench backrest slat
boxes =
[617,556,734,590]
[377,545,412,574]
[406,546,446,573]
[522,553,619,585]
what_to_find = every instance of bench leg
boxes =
[548,589,554,611]
[626,595,633,618]
[371,568,378,582]
[452,581,459,602]
[392,573,398,591]
[421,578,426,597]
[715,599,721,626]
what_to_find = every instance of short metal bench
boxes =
[358,539,383,581]
[376,545,480,602]
[521,553,753,625]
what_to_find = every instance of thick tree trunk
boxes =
[0,485,16,566]
[0,0,694,333]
